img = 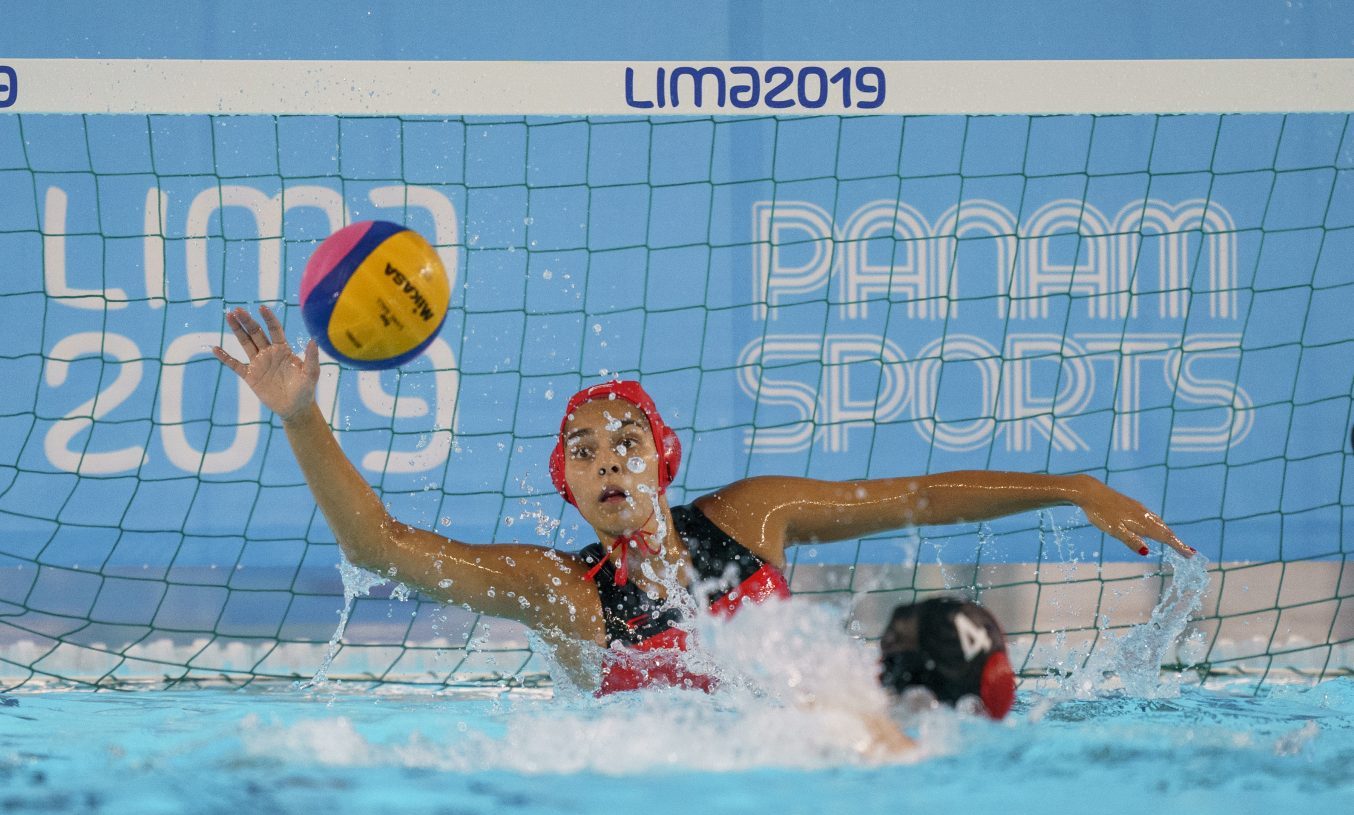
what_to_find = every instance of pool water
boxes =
[3,679,1352,814]
[3,556,1351,812]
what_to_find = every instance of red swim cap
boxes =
[548,380,682,506]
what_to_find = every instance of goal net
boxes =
[1,106,1350,689]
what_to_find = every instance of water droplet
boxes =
[542,269,553,280]
[438,578,453,589]
[592,323,602,334]
[545,389,555,400]
[440,517,451,526]
[627,456,646,473]
[504,516,515,526]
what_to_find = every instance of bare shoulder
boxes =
[690,476,812,567]
[693,475,826,519]
[694,475,809,508]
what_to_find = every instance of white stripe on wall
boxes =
[4,58,1354,115]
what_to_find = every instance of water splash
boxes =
[1062,549,1211,699]
[248,596,938,773]
[634,483,669,549]
[296,557,389,690]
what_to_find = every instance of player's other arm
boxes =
[699,472,1191,564]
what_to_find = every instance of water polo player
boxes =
[213,306,1192,693]
[879,597,1017,719]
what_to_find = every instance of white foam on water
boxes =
[238,521,1217,773]
[239,596,958,773]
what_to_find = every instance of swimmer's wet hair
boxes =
[879,597,1017,719]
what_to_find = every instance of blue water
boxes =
[5,554,1351,812]
[3,679,1353,814]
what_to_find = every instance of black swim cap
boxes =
[878,597,1016,719]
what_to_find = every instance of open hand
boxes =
[1077,475,1194,558]
[212,305,320,422]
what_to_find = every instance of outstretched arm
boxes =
[697,471,1191,567]
[213,307,597,635]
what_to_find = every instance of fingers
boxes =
[225,309,259,358]
[1153,529,1196,558]
[1133,513,1196,558]
[226,305,293,362]
[1117,529,1148,557]
[1122,527,1196,559]
[211,346,246,377]
[234,309,272,354]
[1091,489,1198,559]
[303,339,320,380]
[259,304,290,348]
[1155,519,1195,557]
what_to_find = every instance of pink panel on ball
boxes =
[300,221,372,304]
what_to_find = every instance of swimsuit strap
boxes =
[670,504,766,586]
[582,513,660,587]
[581,503,778,648]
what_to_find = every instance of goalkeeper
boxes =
[213,306,1192,694]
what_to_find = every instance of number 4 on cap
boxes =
[955,611,993,662]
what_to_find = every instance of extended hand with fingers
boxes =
[213,305,320,422]
[1076,475,1195,558]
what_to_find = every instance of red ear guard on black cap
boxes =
[548,380,681,506]
[878,597,1017,719]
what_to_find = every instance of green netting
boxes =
[0,112,1350,691]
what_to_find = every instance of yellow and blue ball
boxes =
[300,221,450,369]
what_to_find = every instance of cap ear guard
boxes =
[978,649,1016,720]
[656,424,681,489]
[548,442,574,506]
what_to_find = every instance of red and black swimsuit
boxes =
[578,503,791,694]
